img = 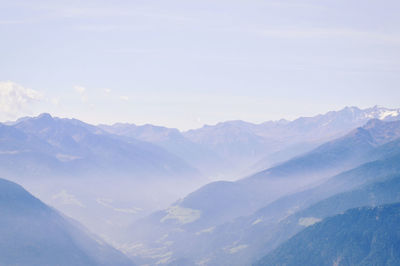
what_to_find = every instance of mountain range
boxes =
[4,113,199,180]
[0,113,204,243]
[121,117,400,265]
[1,105,400,265]
[101,106,400,179]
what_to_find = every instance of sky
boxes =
[0,0,400,130]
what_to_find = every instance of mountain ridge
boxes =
[0,177,134,266]
[99,106,400,179]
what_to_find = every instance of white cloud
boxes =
[74,85,87,102]
[104,88,112,94]
[50,97,60,105]
[120,95,129,101]
[74,85,86,94]
[253,28,400,44]
[0,81,42,119]
[0,20,27,25]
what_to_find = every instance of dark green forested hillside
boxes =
[256,203,400,266]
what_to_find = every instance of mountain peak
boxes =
[37,113,53,120]
[343,106,360,111]
[363,106,400,120]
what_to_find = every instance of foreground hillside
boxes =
[256,203,400,266]
[0,178,134,266]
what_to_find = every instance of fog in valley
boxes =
[1,1,400,265]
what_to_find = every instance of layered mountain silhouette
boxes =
[0,113,205,246]
[212,152,400,266]
[1,106,400,265]
[123,118,400,265]
[1,113,199,179]
[101,106,400,179]
[99,123,224,178]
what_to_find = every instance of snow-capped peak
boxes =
[364,106,400,120]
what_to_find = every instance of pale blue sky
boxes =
[0,0,399,129]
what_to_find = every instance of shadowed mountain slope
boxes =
[256,203,400,266]
[0,177,134,266]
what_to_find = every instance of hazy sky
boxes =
[1,0,400,130]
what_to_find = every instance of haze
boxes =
[1,0,400,129]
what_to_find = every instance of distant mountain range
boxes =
[1,105,400,265]
[101,106,400,178]
[0,178,134,266]
[2,113,199,180]
[122,117,400,265]
[3,106,398,183]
